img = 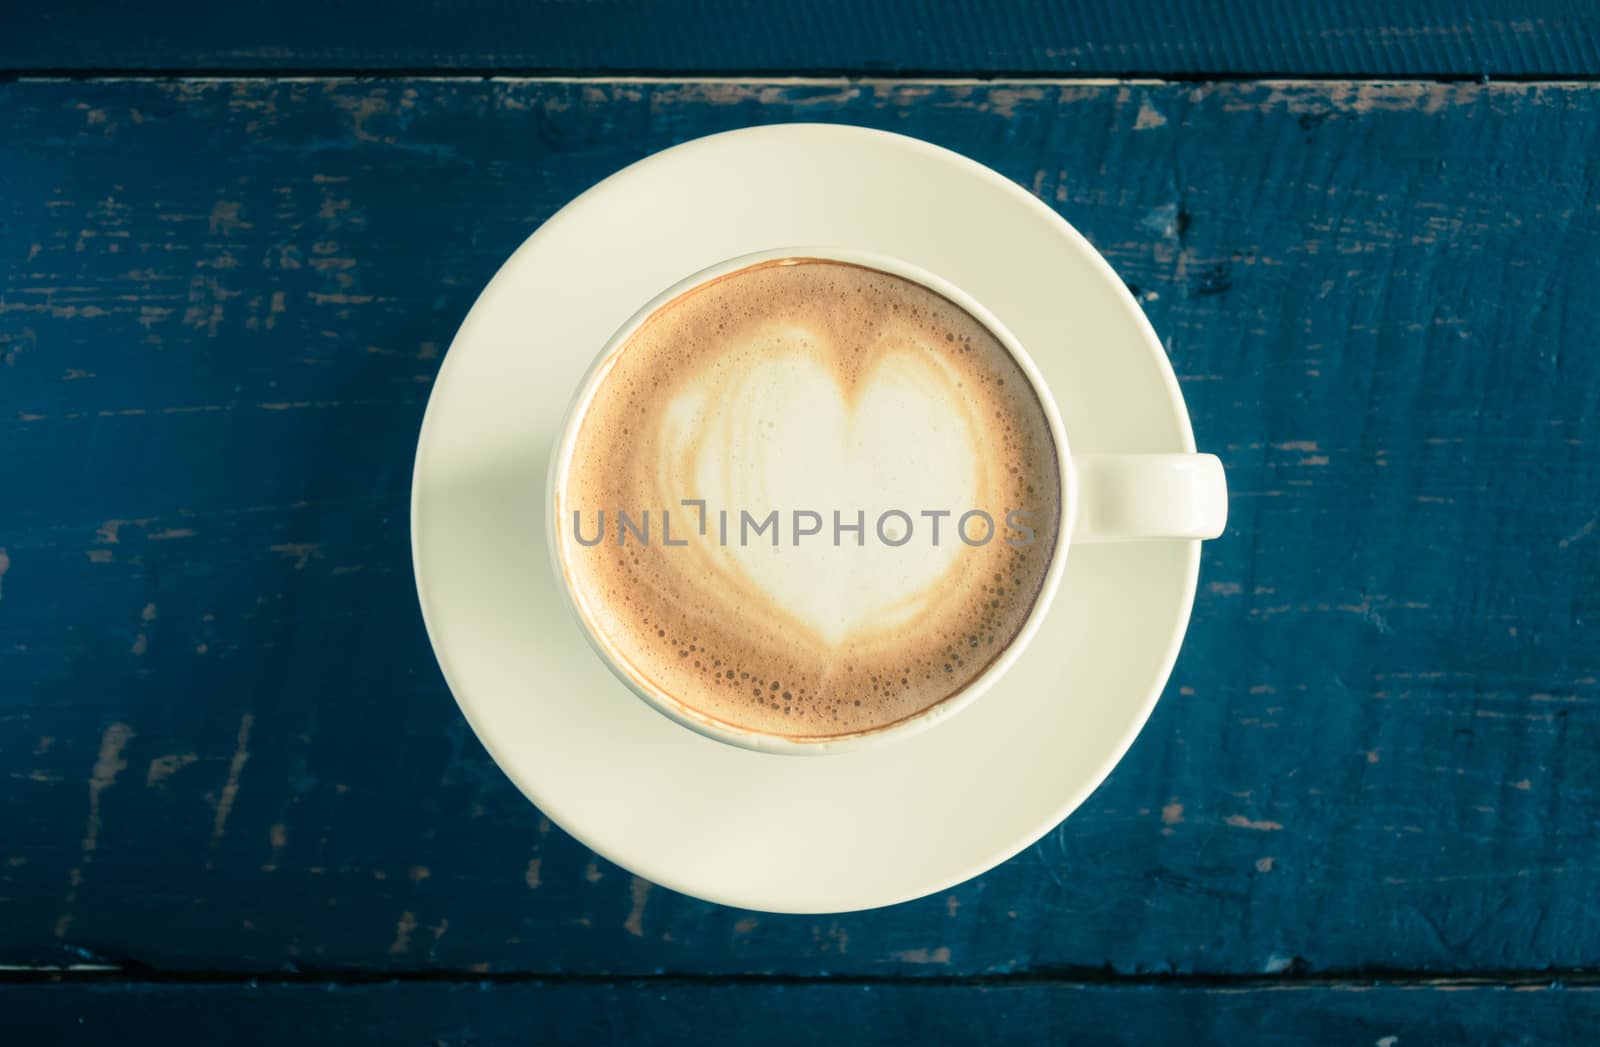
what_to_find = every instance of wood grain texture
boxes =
[2,2,1599,76]
[7,979,1600,1044]
[2,79,1597,978]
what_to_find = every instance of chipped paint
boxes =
[266,823,288,870]
[388,911,416,955]
[623,876,651,937]
[1226,815,1285,832]
[811,924,849,954]
[95,518,152,545]
[270,543,321,569]
[1559,515,1598,548]
[56,723,134,938]
[146,753,198,785]
[1134,98,1168,129]
[208,713,255,852]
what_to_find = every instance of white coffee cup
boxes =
[547,247,1226,755]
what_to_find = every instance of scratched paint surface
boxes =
[1,80,1597,976]
[5,1,1600,76]
[8,981,1600,1044]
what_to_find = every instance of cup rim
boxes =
[546,246,1077,755]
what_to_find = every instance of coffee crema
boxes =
[557,259,1062,739]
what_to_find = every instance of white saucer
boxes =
[411,125,1200,914]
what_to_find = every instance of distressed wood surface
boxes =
[2,80,1598,981]
[8,979,1600,1044]
[3,1,1599,76]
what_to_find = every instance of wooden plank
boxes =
[2,2,1598,76]
[7,979,1600,1044]
[1,79,1597,977]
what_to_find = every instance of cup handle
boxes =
[1071,453,1228,543]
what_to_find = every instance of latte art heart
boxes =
[558,260,1062,739]
[679,332,981,644]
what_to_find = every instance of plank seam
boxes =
[5,69,1600,84]
[4,969,1599,989]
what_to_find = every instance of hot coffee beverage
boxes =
[555,258,1062,739]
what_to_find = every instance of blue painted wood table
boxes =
[3,4,1599,1043]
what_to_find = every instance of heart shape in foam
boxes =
[665,325,982,646]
